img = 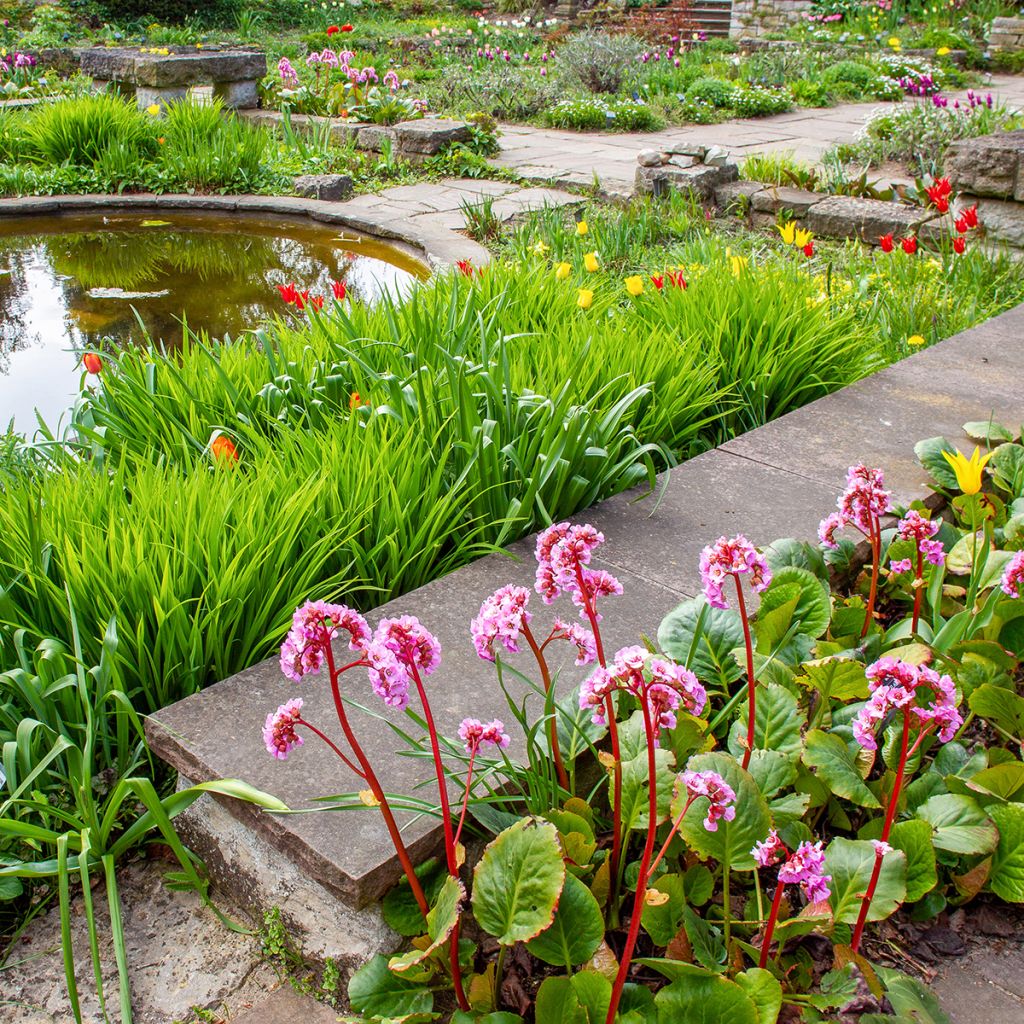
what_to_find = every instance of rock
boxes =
[715,180,765,210]
[751,185,823,217]
[805,195,936,243]
[293,174,354,201]
[667,154,697,169]
[665,142,707,159]
[357,124,397,152]
[393,118,471,156]
[967,196,1024,248]
[946,131,1024,202]
[133,51,267,88]
[637,148,664,167]
[636,163,736,200]
[703,145,731,167]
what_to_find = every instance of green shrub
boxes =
[545,97,663,132]
[553,31,646,94]
[729,85,791,117]
[686,77,735,109]
[823,60,875,91]
[92,0,241,25]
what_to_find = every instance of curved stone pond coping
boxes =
[0,191,492,273]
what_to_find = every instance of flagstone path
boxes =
[489,74,1024,193]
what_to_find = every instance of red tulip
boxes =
[879,234,894,252]
[341,23,353,31]
[953,236,966,254]
[327,25,340,35]
[83,352,103,375]
[309,295,325,312]
[668,270,687,289]
[277,282,299,305]
[954,216,968,234]
[901,236,917,255]
[211,435,238,464]
[294,289,311,310]
[963,204,979,228]
[803,241,814,258]
[332,280,347,301]
[650,274,664,290]
[456,259,474,276]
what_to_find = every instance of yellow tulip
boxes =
[555,261,571,281]
[577,288,593,309]
[146,103,161,116]
[583,252,599,273]
[730,255,748,277]
[777,221,797,245]
[937,46,951,56]
[625,275,644,297]
[576,220,588,236]
[532,240,550,256]
[795,227,813,248]
[942,447,994,495]
[907,334,926,347]
[888,36,901,47]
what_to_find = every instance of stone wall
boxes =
[989,17,1024,51]
[946,130,1024,249]
[730,0,813,39]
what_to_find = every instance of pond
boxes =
[0,209,426,435]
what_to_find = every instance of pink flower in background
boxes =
[471,585,532,661]
[373,616,442,678]
[279,601,371,682]
[535,522,622,618]
[1001,551,1024,597]
[679,770,736,831]
[889,558,913,574]
[897,510,945,565]
[778,840,831,904]
[550,617,597,665]
[698,534,772,608]
[753,828,787,868]
[277,57,299,87]
[263,698,304,759]
[458,717,511,753]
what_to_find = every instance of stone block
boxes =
[636,163,734,199]
[966,196,1024,248]
[704,144,731,167]
[213,78,260,109]
[946,131,1024,202]
[79,47,137,82]
[637,148,664,167]
[393,118,471,156]
[751,185,822,217]
[135,85,188,110]
[667,154,698,169]
[715,180,764,210]
[665,142,707,159]
[293,173,354,201]
[134,51,266,88]
[805,195,935,243]
[357,124,397,152]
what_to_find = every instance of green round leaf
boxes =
[471,817,566,945]
[347,953,434,1018]
[640,873,686,947]
[658,596,745,685]
[825,837,906,924]
[889,819,938,903]
[654,973,759,1024]
[916,794,999,855]
[526,872,604,967]
[735,968,783,1024]
[389,874,465,973]
[760,565,832,638]
[802,730,880,809]
[988,802,1024,903]
[727,684,805,759]
[382,857,446,937]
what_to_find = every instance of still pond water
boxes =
[0,210,425,434]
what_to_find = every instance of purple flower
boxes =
[373,616,442,679]
[263,698,304,760]
[678,770,736,831]
[698,534,772,609]
[818,465,892,548]
[871,839,893,856]
[279,601,371,682]
[365,641,411,709]
[458,717,511,753]
[897,511,945,566]
[278,57,299,87]
[889,558,913,574]
[1001,551,1024,597]
[752,829,787,867]
[471,584,532,662]
[778,840,831,904]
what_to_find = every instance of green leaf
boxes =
[969,683,1024,740]
[654,974,759,1024]
[658,596,745,685]
[683,905,726,973]
[682,863,714,906]
[471,817,566,945]
[746,749,797,799]
[991,442,1024,496]
[889,819,938,903]
[825,837,906,924]
[802,730,880,809]
[989,803,1024,902]
[677,753,770,871]
[916,794,999,855]
[967,762,1024,802]
[883,973,951,1024]
[389,874,464,973]
[760,566,831,639]
[452,1013,524,1024]
[962,421,1013,446]
[735,968,783,1024]
[763,538,828,583]
[799,658,869,701]
[620,744,676,834]
[348,954,434,1019]
[535,971,611,1024]
[526,872,604,967]
[382,859,446,937]
[914,436,959,490]
[728,684,804,759]
[641,873,686,947]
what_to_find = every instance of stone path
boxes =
[490,74,1024,191]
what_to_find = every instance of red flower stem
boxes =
[851,710,911,952]
[295,719,366,779]
[861,516,882,639]
[408,662,470,1012]
[572,561,622,909]
[523,622,570,791]
[323,646,429,920]
[912,547,925,634]
[758,881,786,969]
[734,574,757,772]
[646,794,697,878]
[452,750,477,852]
[605,694,659,1024]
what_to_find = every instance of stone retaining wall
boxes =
[730,0,812,39]
[946,130,1024,249]
[989,17,1024,52]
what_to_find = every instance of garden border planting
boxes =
[143,299,1024,964]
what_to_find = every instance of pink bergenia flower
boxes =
[897,510,945,566]
[678,770,736,832]
[698,534,772,609]
[551,617,597,666]
[752,828,787,868]
[373,616,442,678]
[277,57,299,87]
[890,558,913,574]
[819,464,892,548]
[365,641,412,709]
[471,584,532,662]
[1001,551,1024,597]
[579,666,615,724]
[777,840,832,904]
[458,717,511,754]
[279,601,371,682]
[871,840,893,856]
[263,698,304,760]
[535,522,622,619]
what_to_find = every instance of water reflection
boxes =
[0,210,425,434]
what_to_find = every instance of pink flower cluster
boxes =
[550,618,597,666]
[1001,551,1024,598]
[698,534,772,609]
[278,56,299,88]
[535,522,622,619]
[890,510,945,574]
[365,616,443,710]
[852,657,961,750]
[279,600,372,682]
[819,464,892,548]
[471,584,532,661]
[678,770,736,832]
[458,717,511,754]
[753,829,831,904]
[580,645,707,737]
[263,697,304,760]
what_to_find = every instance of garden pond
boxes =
[0,209,425,433]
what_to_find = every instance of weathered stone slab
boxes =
[750,185,822,216]
[233,987,343,1024]
[968,196,1024,248]
[134,51,266,88]
[805,195,936,243]
[393,118,471,156]
[946,131,1024,202]
[356,124,397,152]
[636,162,737,198]
[715,180,764,209]
[79,47,137,82]
[293,173,354,201]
